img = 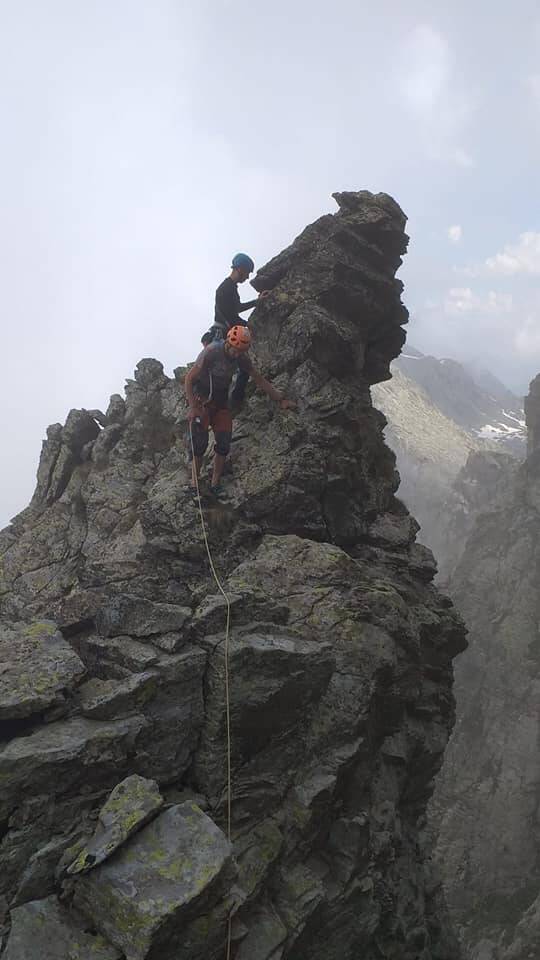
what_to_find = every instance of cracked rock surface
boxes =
[432,380,540,959]
[0,191,465,959]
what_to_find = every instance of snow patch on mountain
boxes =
[394,348,526,457]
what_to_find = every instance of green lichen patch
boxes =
[68,775,164,876]
[73,803,233,959]
[0,619,85,721]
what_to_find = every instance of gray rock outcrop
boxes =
[524,373,540,457]
[0,191,465,959]
[433,407,540,957]
[67,774,164,875]
[0,620,85,728]
[4,896,122,960]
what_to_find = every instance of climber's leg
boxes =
[210,408,233,489]
[186,413,210,488]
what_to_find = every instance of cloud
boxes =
[485,232,540,276]
[448,224,462,244]
[444,287,514,316]
[515,315,540,358]
[398,24,475,169]
[453,147,475,168]
[413,286,540,392]
[528,74,540,101]
[401,25,450,111]
[458,233,540,279]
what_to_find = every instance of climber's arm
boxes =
[184,352,207,416]
[239,291,271,311]
[238,298,258,312]
[250,366,296,410]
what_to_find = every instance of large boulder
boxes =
[73,803,234,960]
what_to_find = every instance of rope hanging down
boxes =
[188,423,233,959]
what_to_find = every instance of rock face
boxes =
[0,620,85,728]
[0,191,466,959]
[73,801,235,960]
[524,373,540,457]
[432,401,540,957]
[4,896,122,960]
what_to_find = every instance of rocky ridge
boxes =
[432,373,540,958]
[0,192,466,959]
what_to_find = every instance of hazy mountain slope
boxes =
[373,367,477,576]
[373,367,476,477]
[373,348,525,577]
[396,348,525,455]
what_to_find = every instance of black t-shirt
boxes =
[193,341,253,407]
[214,277,258,330]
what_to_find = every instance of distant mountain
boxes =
[372,367,476,479]
[395,347,526,455]
[372,367,477,577]
[372,348,525,576]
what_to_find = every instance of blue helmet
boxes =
[232,252,255,272]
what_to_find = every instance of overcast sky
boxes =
[2,0,540,526]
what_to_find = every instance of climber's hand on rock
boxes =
[258,290,271,300]
[280,398,296,411]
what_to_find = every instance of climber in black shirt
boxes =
[201,253,270,405]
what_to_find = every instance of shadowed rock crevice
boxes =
[0,191,465,960]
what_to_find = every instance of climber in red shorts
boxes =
[184,325,295,497]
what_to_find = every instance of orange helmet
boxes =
[227,325,251,352]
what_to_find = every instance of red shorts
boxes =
[187,402,233,460]
[199,402,232,434]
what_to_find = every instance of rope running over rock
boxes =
[189,423,232,959]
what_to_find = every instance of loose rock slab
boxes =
[68,775,164,875]
[74,802,234,960]
[0,715,146,821]
[77,673,159,720]
[4,895,121,959]
[0,620,85,721]
[96,595,191,638]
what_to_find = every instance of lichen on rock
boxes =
[67,775,164,876]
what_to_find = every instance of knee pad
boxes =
[187,423,209,460]
[214,430,232,457]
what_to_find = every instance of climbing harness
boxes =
[188,421,233,959]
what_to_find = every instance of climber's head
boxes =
[231,252,255,283]
[225,325,251,358]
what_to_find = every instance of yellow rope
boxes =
[189,422,233,958]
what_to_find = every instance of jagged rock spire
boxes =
[0,192,465,960]
[525,373,540,457]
